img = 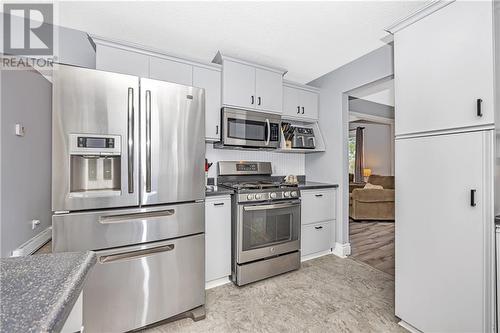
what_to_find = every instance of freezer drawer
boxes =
[83,234,205,333]
[52,202,204,252]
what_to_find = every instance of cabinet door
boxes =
[255,68,282,113]
[149,56,193,86]
[96,45,149,77]
[205,197,232,282]
[221,60,255,109]
[395,131,492,332]
[394,1,494,135]
[301,189,335,225]
[193,67,221,141]
[283,86,300,118]
[299,90,319,120]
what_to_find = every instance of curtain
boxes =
[354,127,364,183]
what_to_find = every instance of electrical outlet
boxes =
[31,219,40,230]
[15,123,25,137]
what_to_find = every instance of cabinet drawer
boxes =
[301,221,331,256]
[301,189,335,225]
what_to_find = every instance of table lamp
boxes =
[363,168,372,182]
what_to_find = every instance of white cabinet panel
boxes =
[96,45,149,77]
[193,67,221,141]
[282,85,319,120]
[301,221,331,256]
[255,68,282,113]
[395,131,492,332]
[283,86,300,117]
[149,56,193,86]
[394,1,494,135]
[299,90,319,120]
[205,196,231,282]
[301,189,335,225]
[222,60,255,109]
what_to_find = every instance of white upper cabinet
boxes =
[193,66,222,141]
[393,1,494,136]
[216,54,285,114]
[283,82,319,121]
[255,68,283,113]
[149,56,193,86]
[222,59,256,109]
[96,44,149,77]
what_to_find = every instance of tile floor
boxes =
[143,254,405,333]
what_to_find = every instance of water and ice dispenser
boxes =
[69,134,122,197]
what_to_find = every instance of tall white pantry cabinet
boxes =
[389,1,496,333]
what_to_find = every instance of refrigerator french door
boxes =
[52,64,140,212]
[140,78,205,206]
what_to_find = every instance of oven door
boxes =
[237,199,300,264]
[222,108,281,148]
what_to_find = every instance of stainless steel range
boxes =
[218,161,301,286]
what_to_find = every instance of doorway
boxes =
[345,78,395,276]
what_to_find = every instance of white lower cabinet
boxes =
[301,221,331,257]
[300,188,336,258]
[205,195,231,285]
[395,130,494,333]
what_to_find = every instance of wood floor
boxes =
[349,220,395,276]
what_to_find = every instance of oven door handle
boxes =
[265,119,271,146]
[243,201,300,211]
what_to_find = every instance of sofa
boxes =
[349,174,395,221]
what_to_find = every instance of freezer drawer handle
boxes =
[99,244,175,264]
[146,90,152,192]
[127,87,134,194]
[470,189,477,207]
[99,209,175,224]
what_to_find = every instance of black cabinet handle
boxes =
[315,226,323,230]
[251,96,254,105]
[216,125,218,135]
[297,106,300,114]
[302,107,305,114]
[258,97,261,106]
[315,194,323,197]
[476,99,483,117]
[214,202,225,207]
[470,189,477,207]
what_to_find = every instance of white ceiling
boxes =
[56,1,426,84]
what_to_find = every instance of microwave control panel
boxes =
[270,123,280,141]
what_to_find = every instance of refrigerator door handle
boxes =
[146,90,152,193]
[99,209,175,224]
[127,87,134,194]
[99,244,175,263]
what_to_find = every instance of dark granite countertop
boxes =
[0,251,97,333]
[298,181,339,190]
[206,186,234,197]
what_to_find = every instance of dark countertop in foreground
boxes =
[0,251,97,333]
[298,181,339,190]
[206,186,234,197]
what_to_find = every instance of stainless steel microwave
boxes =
[221,108,281,149]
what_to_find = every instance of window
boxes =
[348,135,356,174]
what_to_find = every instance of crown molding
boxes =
[384,0,455,34]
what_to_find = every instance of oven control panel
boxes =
[238,189,300,202]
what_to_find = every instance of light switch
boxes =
[15,123,25,137]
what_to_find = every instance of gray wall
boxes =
[350,122,393,176]
[1,67,52,257]
[306,44,394,245]
[349,97,394,119]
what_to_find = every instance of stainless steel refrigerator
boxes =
[51,64,206,332]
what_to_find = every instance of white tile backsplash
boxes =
[206,144,305,178]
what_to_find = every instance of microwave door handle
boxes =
[265,119,271,146]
